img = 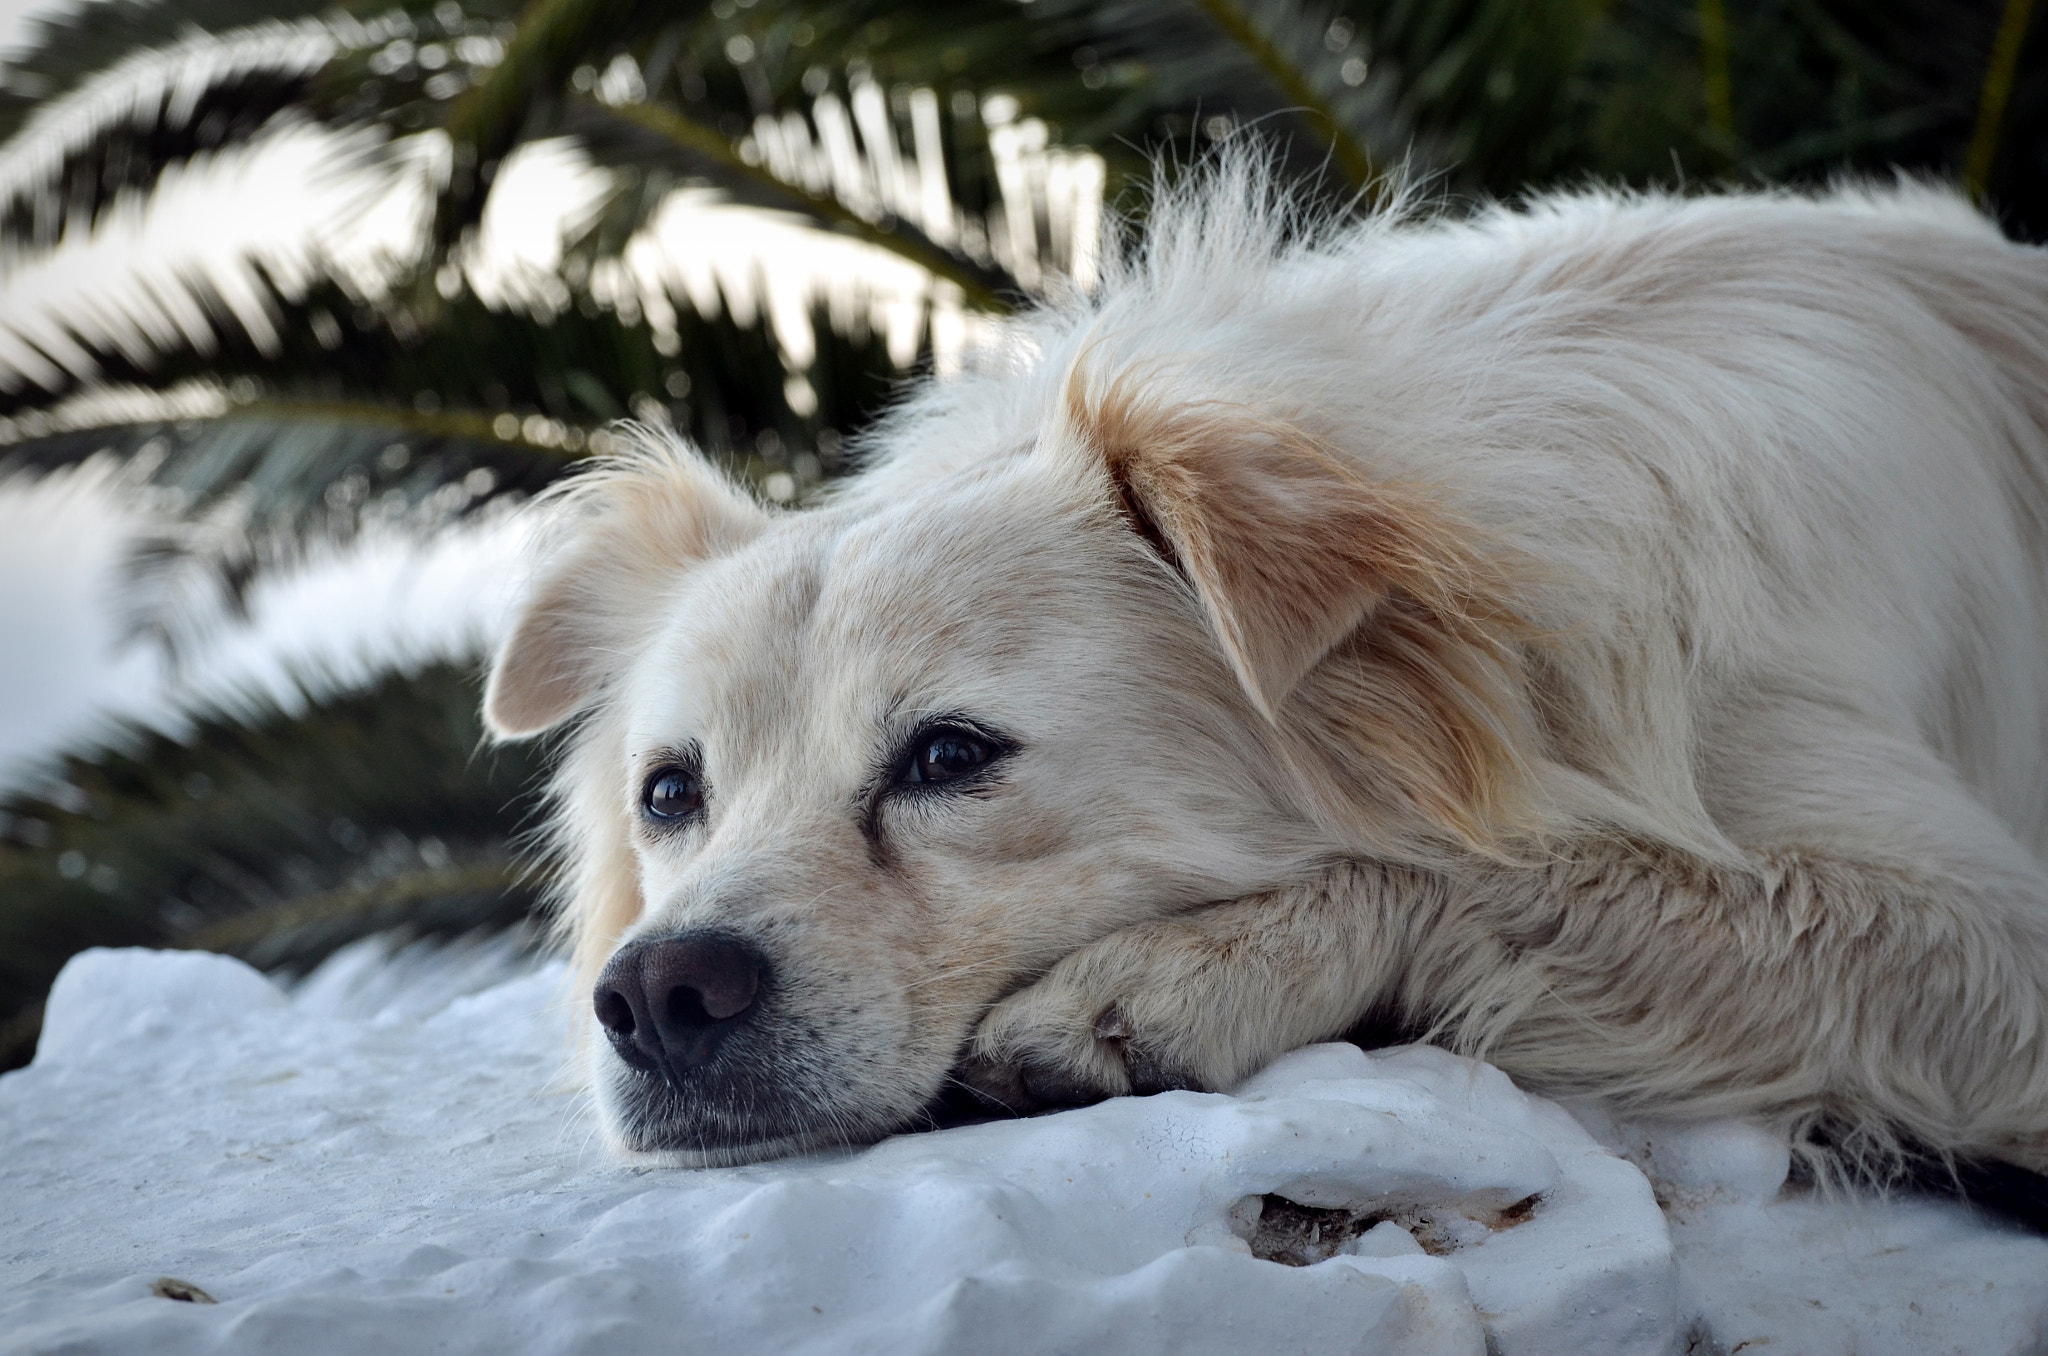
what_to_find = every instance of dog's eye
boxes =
[902,729,991,785]
[643,766,704,821]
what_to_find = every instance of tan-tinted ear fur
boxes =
[1064,367,1543,853]
[484,437,769,738]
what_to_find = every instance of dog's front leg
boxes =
[957,862,1433,1110]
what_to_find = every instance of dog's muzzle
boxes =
[591,928,953,1158]
[594,931,769,1085]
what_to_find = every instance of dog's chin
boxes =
[609,1125,855,1168]
[601,1103,893,1164]
[596,1063,962,1166]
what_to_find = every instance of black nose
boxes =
[593,933,768,1082]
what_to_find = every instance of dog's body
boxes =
[487,162,2048,1176]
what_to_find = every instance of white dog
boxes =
[485,156,2048,1179]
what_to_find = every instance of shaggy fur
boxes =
[486,156,2048,1178]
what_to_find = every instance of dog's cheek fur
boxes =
[552,709,650,993]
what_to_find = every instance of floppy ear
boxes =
[484,441,769,738]
[1068,371,1508,718]
[1064,369,1541,849]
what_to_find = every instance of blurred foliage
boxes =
[3,0,2039,553]
[0,663,544,1070]
[0,0,2043,1064]
[2,272,903,652]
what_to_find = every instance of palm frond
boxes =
[0,251,908,654]
[0,246,900,475]
[443,0,1395,292]
[1555,0,2010,193]
[569,95,1020,308]
[0,0,346,142]
[0,0,537,250]
[0,660,546,1070]
[435,0,669,244]
[4,410,552,661]
[0,7,369,249]
[441,4,1113,301]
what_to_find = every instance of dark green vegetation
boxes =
[0,664,544,1068]
[1,0,2043,1066]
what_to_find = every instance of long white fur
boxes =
[487,152,2048,1177]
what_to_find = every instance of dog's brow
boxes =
[635,742,702,773]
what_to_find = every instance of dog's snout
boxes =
[594,933,768,1081]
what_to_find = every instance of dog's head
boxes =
[484,373,1537,1164]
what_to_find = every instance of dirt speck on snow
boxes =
[149,1277,215,1304]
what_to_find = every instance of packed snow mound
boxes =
[4,946,1669,1355]
[2,945,2045,1355]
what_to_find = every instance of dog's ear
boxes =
[1068,373,1497,718]
[484,443,769,738]
[1064,371,1540,849]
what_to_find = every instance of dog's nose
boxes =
[593,933,768,1080]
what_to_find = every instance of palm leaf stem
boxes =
[1185,0,1377,193]
[1966,0,2040,200]
[590,97,1016,312]
[437,0,652,245]
[234,396,588,457]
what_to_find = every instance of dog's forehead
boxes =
[622,525,823,751]
[626,460,1119,754]
[816,463,1110,651]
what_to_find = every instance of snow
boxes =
[1581,1110,2048,1353]
[2,946,2045,1355]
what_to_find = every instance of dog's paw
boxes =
[956,926,1224,1113]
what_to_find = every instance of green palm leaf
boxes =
[0,263,906,654]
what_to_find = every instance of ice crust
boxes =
[1,946,2044,1355]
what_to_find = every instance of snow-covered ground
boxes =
[3,943,2045,1355]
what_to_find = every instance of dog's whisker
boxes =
[899,957,1013,994]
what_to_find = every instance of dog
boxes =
[484,156,2048,1181]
